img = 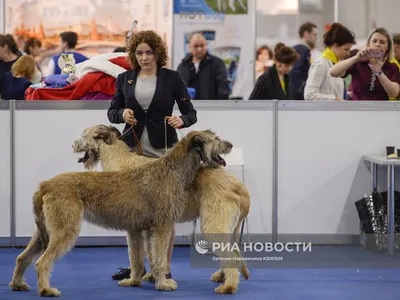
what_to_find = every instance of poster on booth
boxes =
[5,0,172,71]
[172,0,256,100]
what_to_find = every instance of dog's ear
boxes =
[187,134,205,155]
[108,126,122,139]
[93,128,112,145]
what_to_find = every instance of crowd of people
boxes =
[254,22,400,101]
[0,21,399,101]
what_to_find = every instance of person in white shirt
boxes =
[304,23,356,101]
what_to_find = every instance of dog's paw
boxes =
[215,284,237,294]
[210,270,225,282]
[118,278,141,287]
[39,287,61,297]
[9,281,30,291]
[142,273,155,283]
[155,279,177,291]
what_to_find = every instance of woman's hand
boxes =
[123,109,137,125]
[166,116,184,129]
[355,47,369,61]
[369,57,385,73]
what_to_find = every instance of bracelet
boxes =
[375,70,383,76]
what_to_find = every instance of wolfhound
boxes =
[71,124,251,294]
[9,130,236,297]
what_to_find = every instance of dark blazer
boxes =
[0,72,31,100]
[289,44,311,100]
[107,67,197,149]
[177,52,230,100]
[249,65,293,100]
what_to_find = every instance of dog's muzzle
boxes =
[78,150,90,163]
[213,154,226,167]
[72,140,84,153]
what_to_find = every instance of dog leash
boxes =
[164,117,185,155]
[118,124,143,155]
[118,118,183,156]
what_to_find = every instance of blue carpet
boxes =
[1,246,400,300]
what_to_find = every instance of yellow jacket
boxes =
[389,59,400,101]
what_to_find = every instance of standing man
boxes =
[290,21,318,100]
[177,33,229,100]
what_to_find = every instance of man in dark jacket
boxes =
[177,33,229,100]
[289,22,318,100]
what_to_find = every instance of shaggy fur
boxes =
[71,125,251,294]
[9,130,235,297]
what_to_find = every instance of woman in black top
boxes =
[249,43,298,100]
[108,30,197,281]
[0,34,22,79]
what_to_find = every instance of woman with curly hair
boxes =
[108,30,197,281]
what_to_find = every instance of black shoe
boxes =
[112,267,147,280]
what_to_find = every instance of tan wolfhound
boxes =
[10,130,238,297]
[71,125,251,294]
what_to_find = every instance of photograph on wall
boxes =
[172,0,255,99]
[5,0,172,72]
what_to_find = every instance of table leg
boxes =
[387,165,395,256]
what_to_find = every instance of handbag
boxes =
[355,190,400,251]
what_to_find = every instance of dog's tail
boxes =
[232,218,250,280]
[33,183,49,250]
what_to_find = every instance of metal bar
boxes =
[9,100,15,247]
[371,161,377,192]
[334,0,339,22]
[387,165,395,256]
[272,100,278,243]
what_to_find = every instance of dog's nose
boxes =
[226,142,233,149]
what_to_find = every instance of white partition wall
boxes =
[14,101,127,246]
[277,101,400,243]
[0,102,10,246]
[13,100,274,246]
[9,100,400,247]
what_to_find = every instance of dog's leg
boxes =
[151,225,177,291]
[201,205,241,294]
[118,230,144,287]
[142,229,156,282]
[10,230,43,291]
[35,202,81,297]
[210,268,225,283]
[231,217,250,280]
[35,228,78,297]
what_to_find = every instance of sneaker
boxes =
[112,267,147,280]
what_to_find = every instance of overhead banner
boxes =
[172,0,256,100]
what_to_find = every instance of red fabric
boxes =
[109,56,132,71]
[25,56,132,100]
